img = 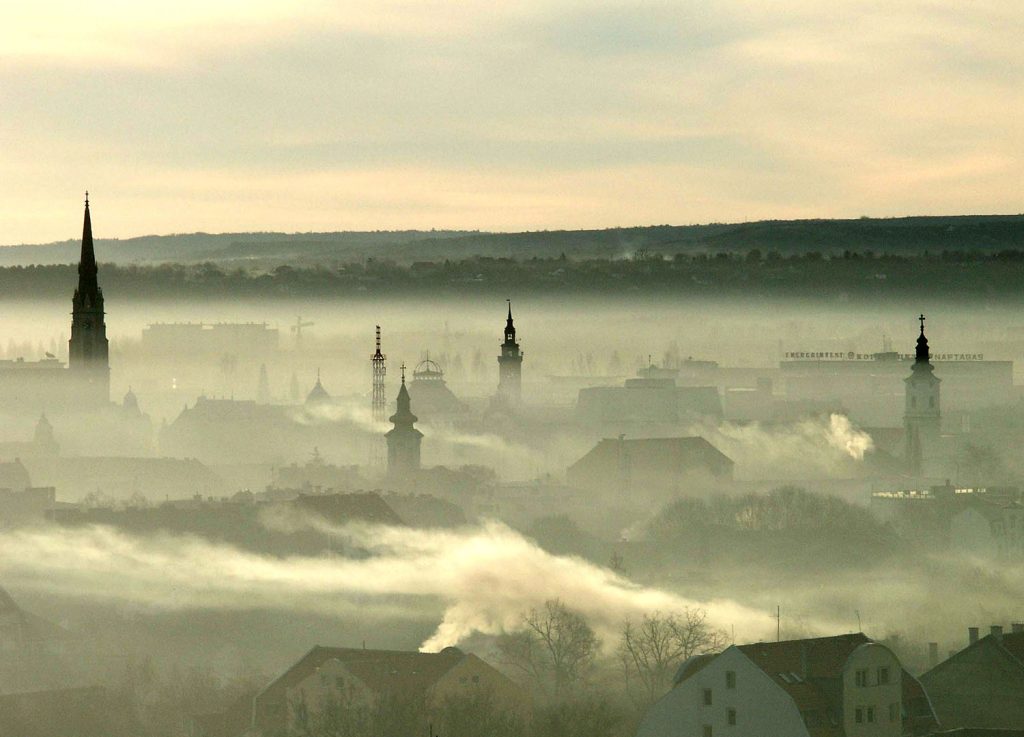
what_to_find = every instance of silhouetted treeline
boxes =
[5,249,1024,300]
[6,214,1024,267]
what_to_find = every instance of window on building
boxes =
[889,703,899,722]
[877,666,890,685]
[855,669,868,687]
[855,708,864,724]
[867,706,875,723]
[725,671,736,689]
[703,726,713,737]
[727,708,737,726]
[911,396,917,408]
[929,397,935,408]
[703,689,713,706]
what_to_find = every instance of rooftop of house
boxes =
[677,634,936,737]
[569,436,734,473]
[259,645,478,703]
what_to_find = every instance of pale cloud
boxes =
[2,1,1022,242]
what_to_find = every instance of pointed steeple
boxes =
[504,299,516,344]
[68,193,110,403]
[78,192,99,302]
[497,299,523,406]
[305,367,330,404]
[390,363,418,426]
[385,362,423,477]
[915,314,929,364]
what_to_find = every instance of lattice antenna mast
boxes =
[371,325,387,423]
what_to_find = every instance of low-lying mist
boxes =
[0,515,774,652]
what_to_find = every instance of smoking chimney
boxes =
[991,625,1004,639]
[968,627,979,645]
[928,642,939,668]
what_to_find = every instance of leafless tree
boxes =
[618,609,725,705]
[497,599,600,698]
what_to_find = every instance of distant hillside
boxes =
[3,215,1024,267]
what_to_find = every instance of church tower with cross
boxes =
[904,314,941,476]
[68,192,110,405]
[496,300,523,407]
[385,364,423,478]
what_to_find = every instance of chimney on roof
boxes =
[1013,623,1024,634]
[928,642,939,668]
[991,625,1004,639]
[969,627,979,645]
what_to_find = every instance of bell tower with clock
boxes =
[68,193,110,403]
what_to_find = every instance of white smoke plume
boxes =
[0,519,776,651]
[824,413,873,460]
[688,413,875,480]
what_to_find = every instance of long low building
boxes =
[780,351,1013,426]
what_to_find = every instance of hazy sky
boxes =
[2,1,1022,242]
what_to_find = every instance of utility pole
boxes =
[775,605,781,642]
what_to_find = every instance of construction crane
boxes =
[291,316,314,349]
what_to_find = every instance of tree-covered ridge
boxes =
[3,247,1024,301]
[4,214,1024,268]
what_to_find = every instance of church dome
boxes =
[413,359,444,381]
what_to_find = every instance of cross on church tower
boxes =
[919,314,926,333]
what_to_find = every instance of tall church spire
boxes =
[497,300,523,407]
[68,193,110,404]
[904,313,941,476]
[504,299,516,343]
[78,192,99,303]
[915,314,930,365]
[385,362,423,477]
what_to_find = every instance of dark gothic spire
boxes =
[390,363,418,426]
[77,192,100,302]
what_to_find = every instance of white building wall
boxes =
[636,647,811,737]
[841,643,903,737]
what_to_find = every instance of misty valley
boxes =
[0,205,1021,737]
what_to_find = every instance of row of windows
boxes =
[854,703,899,724]
[854,666,890,687]
[701,712,737,737]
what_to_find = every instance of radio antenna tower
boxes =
[371,325,387,423]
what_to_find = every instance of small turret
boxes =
[385,364,423,477]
